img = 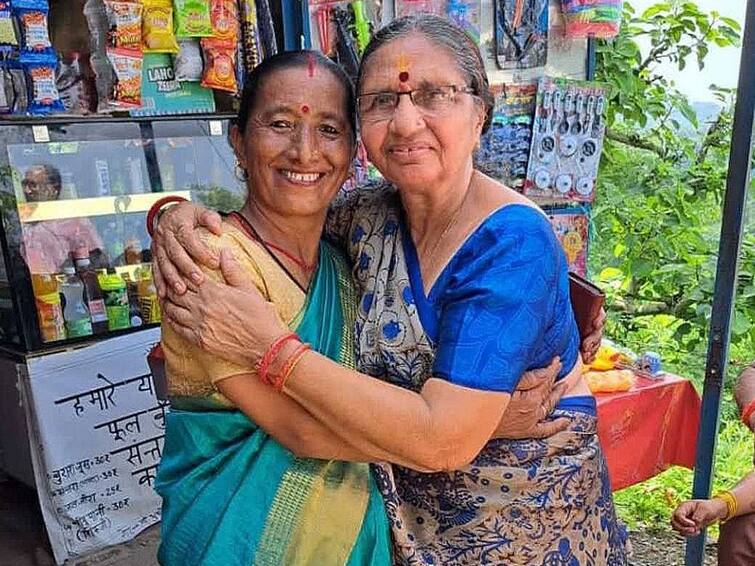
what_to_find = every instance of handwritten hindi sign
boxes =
[21,328,164,564]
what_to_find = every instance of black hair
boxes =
[357,15,494,134]
[234,50,357,141]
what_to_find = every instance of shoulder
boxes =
[196,222,267,289]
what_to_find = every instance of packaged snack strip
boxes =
[238,0,260,72]
[0,2,18,52]
[107,46,142,107]
[174,0,213,38]
[210,0,239,43]
[15,7,54,58]
[104,0,143,51]
[23,52,65,114]
[173,38,202,81]
[143,0,179,53]
[200,37,236,93]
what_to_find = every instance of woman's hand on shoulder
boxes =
[152,201,223,298]
[162,249,288,367]
[493,358,570,439]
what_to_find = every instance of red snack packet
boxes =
[200,38,237,93]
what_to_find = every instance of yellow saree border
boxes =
[253,247,370,566]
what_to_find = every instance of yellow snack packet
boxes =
[143,0,179,53]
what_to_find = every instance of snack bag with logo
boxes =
[104,0,143,51]
[143,0,179,53]
[174,39,202,81]
[210,0,239,42]
[174,0,213,38]
[14,0,54,58]
[23,52,64,114]
[200,37,236,92]
[107,47,143,107]
[0,1,18,52]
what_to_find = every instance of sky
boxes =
[628,0,746,102]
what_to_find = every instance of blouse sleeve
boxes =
[432,207,570,393]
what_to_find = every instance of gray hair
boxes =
[357,14,494,133]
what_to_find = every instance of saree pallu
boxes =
[154,242,392,566]
[373,401,629,566]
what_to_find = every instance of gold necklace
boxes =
[422,172,477,262]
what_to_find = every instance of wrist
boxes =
[713,490,738,522]
[711,497,729,521]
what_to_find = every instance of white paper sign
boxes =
[21,328,164,564]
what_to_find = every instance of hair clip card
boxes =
[524,76,608,203]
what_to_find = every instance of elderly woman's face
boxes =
[231,66,354,219]
[358,33,485,192]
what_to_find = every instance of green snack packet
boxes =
[174,0,213,38]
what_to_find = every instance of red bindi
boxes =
[399,71,409,83]
[301,105,310,113]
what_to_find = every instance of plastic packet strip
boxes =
[200,37,236,93]
[15,6,54,58]
[210,0,239,42]
[23,52,64,114]
[143,0,179,53]
[104,0,143,51]
[174,0,213,38]
[238,0,260,72]
[107,46,142,107]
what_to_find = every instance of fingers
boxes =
[219,249,256,290]
[161,299,196,333]
[154,231,188,295]
[198,208,223,236]
[518,357,562,391]
[151,247,167,299]
[529,417,570,439]
[543,381,569,419]
[175,221,219,272]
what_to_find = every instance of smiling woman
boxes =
[153,51,392,566]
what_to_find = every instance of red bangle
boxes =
[257,333,300,386]
[741,399,755,428]
[146,195,189,238]
[274,343,311,391]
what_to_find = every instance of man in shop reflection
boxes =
[21,164,105,273]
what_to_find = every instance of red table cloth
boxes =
[595,373,701,491]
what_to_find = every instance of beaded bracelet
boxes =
[256,333,300,386]
[146,195,189,238]
[741,399,755,429]
[713,490,738,522]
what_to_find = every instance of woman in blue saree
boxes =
[154,52,391,566]
[155,16,627,565]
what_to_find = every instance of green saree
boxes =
[154,241,392,566]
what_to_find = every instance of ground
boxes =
[0,475,718,565]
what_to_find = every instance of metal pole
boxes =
[685,0,755,564]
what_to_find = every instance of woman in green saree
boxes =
[154,52,392,566]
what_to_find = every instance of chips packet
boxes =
[106,46,142,107]
[238,0,260,72]
[174,0,212,38]
[210,0,239,43]
[200,37,236,92]
[104,0,143,51]
[14,2,54,59]
[173,38,202,81]
[23,52,64,114]
[143,0,179,53]
[0,2,18,53]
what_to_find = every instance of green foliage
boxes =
[592,1,754,530]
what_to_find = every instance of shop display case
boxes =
[0,115,245,352]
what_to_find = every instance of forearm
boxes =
[730,470,755,518]
[734,363,755,413]
[283,351,508,471]
[217,373,373,461]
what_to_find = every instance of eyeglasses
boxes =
[357,85,477,122]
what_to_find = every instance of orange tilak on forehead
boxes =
[396,54,410,84]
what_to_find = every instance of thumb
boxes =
[199,209,223,236]
[529,417,569,439]
[219,249,255,290]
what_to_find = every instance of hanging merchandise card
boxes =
[524,76,609,203]
[494,0,548,69]
[547,206,589,277]
[559,0,623,39]
[131,52,214,115]
[476,82,537,192]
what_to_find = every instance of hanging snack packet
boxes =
[104,0,143,51]
[174,0,212,38]
[143,0,179,53]
[238,0,260,72]
[107,47,142,107]
[209,0,239,43]
[173,38,202,81]
[200,37,236,93]
[15,5,54,58]
[0,2,18,52]
[23,53,64,114]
